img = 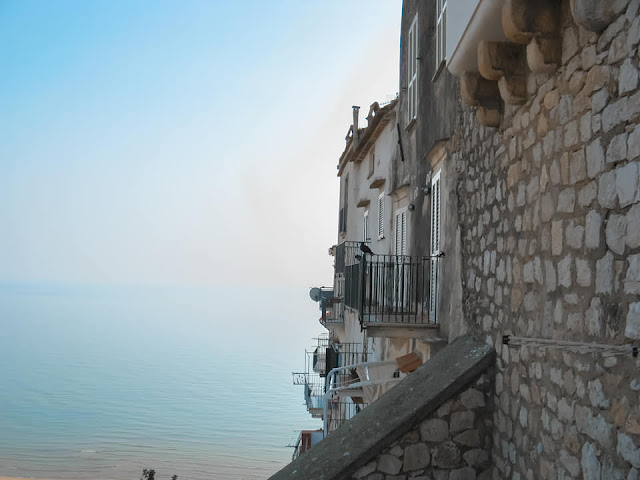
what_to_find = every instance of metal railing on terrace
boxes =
[325,401,368,433]
[293,337,367,421]
[340,251,434,327]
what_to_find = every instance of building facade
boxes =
[289,0,640,476]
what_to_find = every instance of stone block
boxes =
[454,429,481,447]
[431,440,461,468]
[566,220,584,249]
[616,161,640,207]
[442,468,474,480]
[551,220,563,255]
[558,255,573,288]
[389,445,404,457]
[591,89,609,114]
[572,0,623,32]
[586,138,605,177]
[602,91,640,132]
[619,58,639,95]
[580,112,592,143]
[578,181,597,207]
[596,251,614,294]
[629,124,640,160]
[545,260,556,292]
[606,214,627,255]
[451,411,475,434]
[588,378,610,408]
[420,418,449,443]
[564,120,579,148]
[607,133,628,164]
[581,442,602,480]
[608,30,631,64]
[460,388,486,410]
[560,449,580,476]
[626,302,640,339]
[558,398,575,422]
[576,257,592,286]
[403,443,430,472]
[627,204,640,248]
[569,149,587,184]
[617,432,640,468]
[378,454,403,475]
[586,297,603,335]
[585,210,602,249]
[558,188,575,212]
[626,410,640,434]
[626,254,640,294]
[598,170,618,208]
[463,449,489,469]
[575,404,613,448]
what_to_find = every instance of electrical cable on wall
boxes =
[502,334,639,358]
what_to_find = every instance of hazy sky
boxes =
[0,0,402,288]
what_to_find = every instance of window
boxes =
[339,177,349,234]
[395,209,407,257]
[429,170,441,324]
[436,0,447,70]
[378,193,385,239]
[363,210,369,242]
[407,14,418,123]
[368,147,375,179]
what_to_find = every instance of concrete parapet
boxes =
[269,336,495,480]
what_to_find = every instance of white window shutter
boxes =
[429,171,441,324]
[363,210,369,242]
[395,210,407,256]
[407,15,418,123]
[378,194,385,239]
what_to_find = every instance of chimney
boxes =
[352,106,360,148]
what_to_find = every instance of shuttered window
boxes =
[378,193,385,239]
[395,209,407,257]
[407,14,418,123]
[363,210,369,242]
[429,170,441,324]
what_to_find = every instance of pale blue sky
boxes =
[0,0,402,287]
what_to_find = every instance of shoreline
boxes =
[0,477,81,480]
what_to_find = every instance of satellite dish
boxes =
[309,287,322,302]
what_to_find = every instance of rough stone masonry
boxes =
[450,0,640,478]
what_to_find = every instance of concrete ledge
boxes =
[364,323,440,340]
[269,335,495,480]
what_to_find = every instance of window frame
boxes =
[435,0,447,75]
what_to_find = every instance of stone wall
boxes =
[269,336,494,480]
[449,0,640,478]
[350,372,494,480]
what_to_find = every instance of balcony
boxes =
[293,337,368,426]
[336,243,441,339]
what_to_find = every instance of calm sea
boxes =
[0,283,322,480]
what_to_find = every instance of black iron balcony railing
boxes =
[342,253,434,327]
